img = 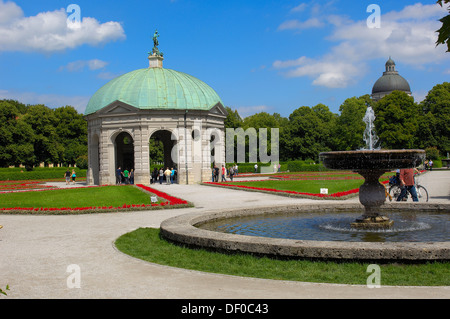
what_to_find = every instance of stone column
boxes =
[99,129,112,185]
[134,125,150,185]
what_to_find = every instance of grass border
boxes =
[115,227,450,287]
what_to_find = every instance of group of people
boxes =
[424,159,434,171]
[64,169,77,185]
[151,167,177,185]
[115,167,134,185]
[390,167,420,202]
[212,164,238,182]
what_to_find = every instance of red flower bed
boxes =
[135,184,189,206]
[203,180,390,199]
[0,180,55,192]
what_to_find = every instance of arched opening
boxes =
[115,132,134,175]
[149,130,178,183]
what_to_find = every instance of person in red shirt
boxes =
[221,165,227,182]
[397,168,420,202]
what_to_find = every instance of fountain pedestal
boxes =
[351,169,394,229]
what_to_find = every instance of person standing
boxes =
[397,168,419,202]
[130,169,134,184]
[214,165,219,182]
[116,167,122,185]
[159,168,164,184]
[123,169,129,184]
[164,167,172,184]
[170,167,175,184]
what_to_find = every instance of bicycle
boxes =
[389,174,428,202]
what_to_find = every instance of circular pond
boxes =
[160,203,450,262]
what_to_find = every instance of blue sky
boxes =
[0,0,448,117]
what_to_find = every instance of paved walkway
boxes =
[0,171,448,299]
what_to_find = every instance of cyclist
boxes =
[397,168,420,202]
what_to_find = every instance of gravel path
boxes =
[0,170,448,299]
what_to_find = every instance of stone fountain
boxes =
[320,106,425,229]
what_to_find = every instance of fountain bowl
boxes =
[319,149,425,171]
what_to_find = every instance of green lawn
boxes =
[0,185,153,209]
[225,179,365,194]
[115,228,449,286]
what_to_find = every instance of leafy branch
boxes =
[436,0,450,52]
[0,285,10,296]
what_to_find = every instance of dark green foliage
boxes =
[436,0,450,52]
[0,100,87,168]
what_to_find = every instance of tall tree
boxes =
[224,106,243,129]
[54,106,88,165]
[0,100,35,167]
[334,95,372,151]
[372,91,420,149]
[419,82,450,154]
[22,104,64,165]
[283,104,335,161]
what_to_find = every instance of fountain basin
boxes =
[319,149,425,171]
[160,203,450,262]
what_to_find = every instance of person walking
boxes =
[221,165,227,182]
[71,169,76,184]
[397,168,420,202]
[229,165,234,181]
[64,169,71,185]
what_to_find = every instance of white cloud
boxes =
[236,105,271,118]
[0,1,125,53]
[275,2,448,88]
[290,3,307,13]
[60,59,108,72]
[274,56,363,88]
[0,89,90,113]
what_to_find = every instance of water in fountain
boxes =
[362,105,379,150]
[198,210,449,243]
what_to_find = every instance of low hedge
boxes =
[231,161,326,173]
[0,167,87,181]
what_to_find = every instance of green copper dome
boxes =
[85,67,223,115]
